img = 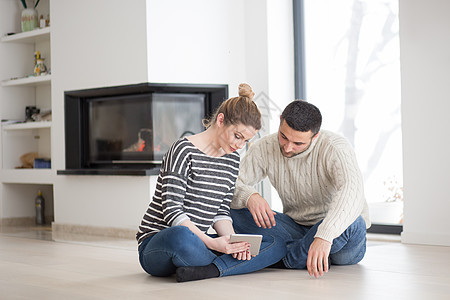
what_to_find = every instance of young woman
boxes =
[136,83,286,282]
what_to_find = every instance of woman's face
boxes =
[219,123,258,154]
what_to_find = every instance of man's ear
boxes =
[312,132,320,140]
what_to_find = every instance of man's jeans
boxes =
[138,226,286,277]
[230,208,367,269]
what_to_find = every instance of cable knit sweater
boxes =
[231,130,370,243]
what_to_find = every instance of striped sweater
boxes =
[137,138,240,245]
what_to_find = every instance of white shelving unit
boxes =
[1,26,52,173]
[1,73,52,174]
[0,0,54,225]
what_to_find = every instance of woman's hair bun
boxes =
[238,83,255,100]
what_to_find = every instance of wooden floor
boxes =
[0,226,449,300]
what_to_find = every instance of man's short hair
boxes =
[281,100,322,135]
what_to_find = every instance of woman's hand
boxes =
[211,220,252,260]
[181,219,251,259]
[232,249,252,260]
[207,235,250,255]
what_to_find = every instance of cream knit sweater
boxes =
[231,130,370,243]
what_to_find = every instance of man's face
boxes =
[278,120,317,158]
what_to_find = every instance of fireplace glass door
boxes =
[88,93,205,165]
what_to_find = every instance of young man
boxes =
[231,100,370,278]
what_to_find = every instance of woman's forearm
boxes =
[181,219,248,255]
[180,219,214,248]
[213,219,235,237]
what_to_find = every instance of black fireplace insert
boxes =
[58,83,228,175]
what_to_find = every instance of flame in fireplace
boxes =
[123,128,153,152]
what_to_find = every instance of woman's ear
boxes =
[216,113,225,127]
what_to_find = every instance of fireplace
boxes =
[57,83,228,175]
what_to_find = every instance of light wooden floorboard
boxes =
[0,229,449,300]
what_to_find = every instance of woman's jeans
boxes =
[138,226,287,277]
[230,208,367,269]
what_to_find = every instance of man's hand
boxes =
[247,193,276,228]
[307,237,331,278]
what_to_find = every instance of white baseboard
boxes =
[52,222,136,240]
[0,216,54,227]
[401,231,450,246]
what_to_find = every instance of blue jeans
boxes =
[230,209,367,269]
[138,225,286,277]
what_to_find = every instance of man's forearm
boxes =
[231,180,259,209]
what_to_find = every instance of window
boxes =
[294,0,403,231]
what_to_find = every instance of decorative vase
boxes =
[21,8,38,32]
[34,58,47,76]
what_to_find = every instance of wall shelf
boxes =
[1,27,50,44]
[1,169,55,184]
[1,75,51,87]
[2,121,52,131]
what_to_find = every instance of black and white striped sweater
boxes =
[136,138,240,245]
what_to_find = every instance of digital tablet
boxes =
[229,234,263,256]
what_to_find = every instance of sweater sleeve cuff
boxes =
[314,225,336,244]
[172,214,190,227]
[231,186,259,209]
[213,215,232,224]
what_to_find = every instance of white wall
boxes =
[265,0,295,210]
[146,0,294,129]
[146,0,269,109]
[51,0,153,231]
[266,0,295,132]
[400,0,450,246]
[146,0,246,87]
